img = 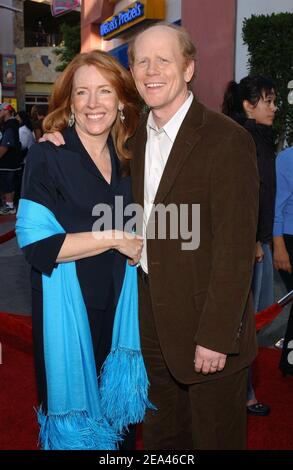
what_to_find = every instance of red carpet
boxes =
[0,314,292,450]
[248,348,293,449]
[0,317,38,450]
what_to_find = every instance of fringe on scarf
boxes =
[37,408,121,450]
[99,347,156,434]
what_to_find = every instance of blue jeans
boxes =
[251,243,274,312]
[247,243,274,401]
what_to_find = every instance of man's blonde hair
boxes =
[128,22,196,75]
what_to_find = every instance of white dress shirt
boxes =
[19,125,35,151]
[140,92,194,273]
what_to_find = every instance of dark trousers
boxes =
[138,275,247,450]
[278,234,293,375]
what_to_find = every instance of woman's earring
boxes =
[68,112,75,127]
[119,108,125,123]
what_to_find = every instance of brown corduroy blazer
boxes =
[129,99,259,384]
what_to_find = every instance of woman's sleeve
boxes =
[20,143,66,275]
[273,151,293,237]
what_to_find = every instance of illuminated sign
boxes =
[100,0,165,40]
[100,2,144,38]
[51,0,80,17]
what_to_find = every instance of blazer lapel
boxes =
[154,99,205,205]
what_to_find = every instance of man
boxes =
[0,103,22,215]
[41,24,259,449]
[127,24,259,450]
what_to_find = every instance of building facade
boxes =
[80,0,293,111]
[0,0,80,111]
[1,1,292,112]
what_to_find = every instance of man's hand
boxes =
[39,131,65,146]
[273,236,292,273]
[194,345,227,375]
[0,146,8,159]
[255,241,264,263]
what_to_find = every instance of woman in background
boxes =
[222,75,277,416]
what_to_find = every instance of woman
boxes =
[16,50,148,449]
[222,76,277,416]
[273,145,293,376]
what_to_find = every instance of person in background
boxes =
[31,104,48,142]
[14,111,35,203]
[273,145,293,376]
[0,102,22,215]
[222,75,277,416]
[15,110,35,161]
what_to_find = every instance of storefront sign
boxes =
[100,0,165,40]
[0,55,17,88]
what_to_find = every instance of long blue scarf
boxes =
[16,198,154,450]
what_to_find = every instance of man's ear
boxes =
[184,60,195,84]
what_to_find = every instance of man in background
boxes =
[0,103,22,215]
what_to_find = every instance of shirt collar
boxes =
[147,92,194,143]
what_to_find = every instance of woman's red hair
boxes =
[43,50,140,172]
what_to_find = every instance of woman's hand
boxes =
[39,131,65,146]
[255,241,264,263]
[57,230,142,264]
[114,231,143,265]
[273,236,292,273]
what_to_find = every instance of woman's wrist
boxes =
[110,230,122,250]
[92,230,120,250]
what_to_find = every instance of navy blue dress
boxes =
[21,126,133,409]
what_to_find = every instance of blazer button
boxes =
[237,321,243,338]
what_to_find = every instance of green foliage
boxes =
[53,23,81,72]
[242,13,293,149]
